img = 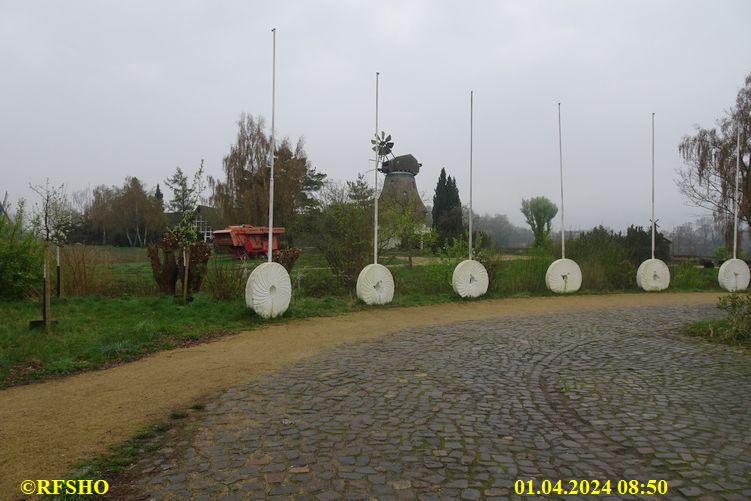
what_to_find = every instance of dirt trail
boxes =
[0,292,722,493]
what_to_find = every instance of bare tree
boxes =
[209,113,324,230]
[29,179,73,328]
[677,72,751,249]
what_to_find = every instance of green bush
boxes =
[202,257,251,300]
[474,248,501,291]
[671,263,716,290]
[565,226,635,290]
[0,201,43,299]
[717,292,751,343]
[714,246,748,261]
[622,225,670,264]
[316,201,372,288]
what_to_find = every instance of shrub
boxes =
[566,226,634,290]
[273,247,301,273]
[475,248,501,290]
[621,225,670,265]
[717,292,751,343]
[439,236,471,264]
[202,256,251,300]
[60,244,117,296]
[714,246,748,261]
[0,201,43,299]
[671,263,715,290]
[316,201,372,287]
[176,241,212,294]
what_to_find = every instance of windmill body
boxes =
[378,154,428,222]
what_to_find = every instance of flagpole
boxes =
[734,119,740,259]
[267,28,276,263]
[558,103,565,259]
[469,91,474,261]
[651,112,655,260]
[374,71,379,264]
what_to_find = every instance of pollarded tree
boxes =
[520,196,558,248]
[677,71,751,249]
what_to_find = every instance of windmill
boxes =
[378,146,428,222]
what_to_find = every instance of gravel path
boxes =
[130,304,751,500]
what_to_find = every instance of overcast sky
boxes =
[1,0,749,231]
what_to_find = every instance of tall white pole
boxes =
[469,91,474,261]
[374,72,379,264]
[651,112,655,260]
[557,103,565,259]
[267,28,276,263]
[734,119,740,259]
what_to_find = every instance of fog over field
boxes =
[1,0,749,231]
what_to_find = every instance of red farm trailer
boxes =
[212,225,285,258]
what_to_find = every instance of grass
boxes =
[0,246,728,388]
[78,421,170,474]
[682,318,750,350]
[0,288,462,387]
[683,291,751,347]
[92,245,149,264]
[0,296,257,386]
[49,421,173,500]
[683,319,731,341]
[53,401,211,500]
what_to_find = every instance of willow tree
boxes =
[521,196,558,248]
[209,114,325,231]
[677,72,751,248]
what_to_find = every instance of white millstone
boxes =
[636,258,670,292]
[718,258,750,292]
[452,259,489,298]
[245,262,292,318]
[545,258,582,294]
[356,264,394,305]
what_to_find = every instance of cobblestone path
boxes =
[131,305,751,500]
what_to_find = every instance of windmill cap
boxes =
[381,154,421,175]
